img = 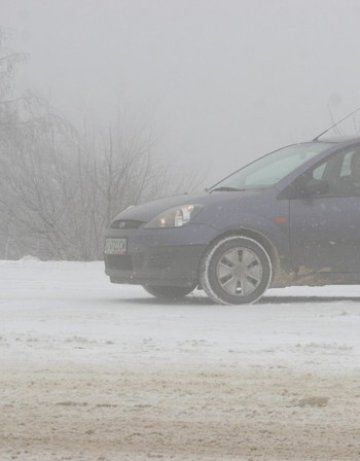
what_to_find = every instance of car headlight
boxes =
[144,204,203,229]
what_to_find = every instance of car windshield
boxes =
[211,142,334,191]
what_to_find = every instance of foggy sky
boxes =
[2,0,360,184]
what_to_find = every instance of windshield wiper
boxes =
[211,186,245,192]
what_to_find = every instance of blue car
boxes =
[104,137,360,304]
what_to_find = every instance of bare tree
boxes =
[0,27,202,260]
[1,101,169,259]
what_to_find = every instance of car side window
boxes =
[285,146,360,199]
[312,162,327,180]
[331,149,360,197]
[340,151,353,177]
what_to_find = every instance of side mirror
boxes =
[278,177,329,200]
[299,178,329,198]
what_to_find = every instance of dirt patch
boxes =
[1,363,360,460]
[296,396,329,408]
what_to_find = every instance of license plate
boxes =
[104,238,127,255]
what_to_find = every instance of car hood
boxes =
[113,189,268,224]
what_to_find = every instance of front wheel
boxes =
[200,236,272,305]
[143,285,195,299]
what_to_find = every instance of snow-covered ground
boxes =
[1,260,360,460]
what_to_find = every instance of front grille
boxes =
[106,255,133,271]
[110,220,143,229]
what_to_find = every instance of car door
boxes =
[289,146,360,275]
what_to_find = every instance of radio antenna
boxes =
[313,106,360,141]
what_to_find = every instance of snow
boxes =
[2,260,360,371]
[1,261,360,460]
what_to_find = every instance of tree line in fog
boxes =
[0,28,197,260]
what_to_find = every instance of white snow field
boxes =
[1,260,360,461]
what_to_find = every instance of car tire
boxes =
[200,235,272,305]
[143,285,195,299]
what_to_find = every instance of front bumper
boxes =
[104,224,214,287]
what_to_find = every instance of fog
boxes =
[2,0,360,183]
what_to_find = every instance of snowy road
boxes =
[1,260,360,460]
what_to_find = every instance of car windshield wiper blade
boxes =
[211,186,245,192]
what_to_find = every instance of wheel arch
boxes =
[200,228,281,285]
